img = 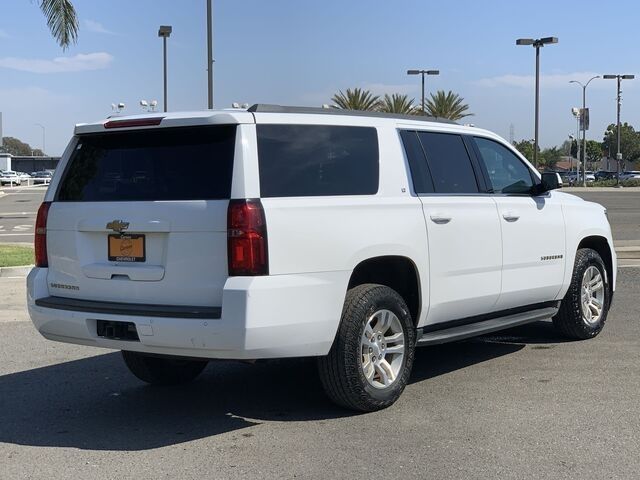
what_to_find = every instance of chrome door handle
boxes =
[502,211,520,222]
[430,214,452,224]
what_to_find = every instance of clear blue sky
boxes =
[1,0,639,155]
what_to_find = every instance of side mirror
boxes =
[538,172,563,193]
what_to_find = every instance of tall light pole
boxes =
[516,36,558,169]
[407,69,439,113]
[571,108,581,182]
[207,0,214,109]
[569,76,599,186]
[158,25,172,112]
[603,74,634,186]
[34,123,45,156]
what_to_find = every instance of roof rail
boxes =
[247,104,457,124]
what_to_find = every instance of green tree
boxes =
[1,137,45,156]
[602,123,640,164]
[585,140,604,168]
[37,0,79,50]
[512,139,534,163]
[331,88,381,111]
[424,90,473,120]
[539,146,561,170]
[378,93,417,114]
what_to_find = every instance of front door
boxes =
[472,136,566,309]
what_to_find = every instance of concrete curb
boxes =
[615,247,640,259]
[0,265,33,278]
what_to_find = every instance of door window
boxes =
[399,130,434,193]
[417,132,479,194]
[474,137,535,194]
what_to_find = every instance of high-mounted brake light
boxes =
[104,117,164,129]
[35,201,51,267]
[227,199,268,276]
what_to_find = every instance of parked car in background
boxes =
[0,171,22,185]
[595,171,617,181]
[31,171,53,184]
[18,172,31,180]
[567,171,595,184]
[619,171,640,180]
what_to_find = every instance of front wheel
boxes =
[317,284,416,412]
[122,351,208,385]
[553,248,611,339]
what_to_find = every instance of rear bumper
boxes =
[27,268,348,360]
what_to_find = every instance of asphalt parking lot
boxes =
[1,269,639,479]
[1,185,639,479]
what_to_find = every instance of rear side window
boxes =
[257,124,379,197]
[399,130,434,193]
[57,125,236,201]
[417,132,479,194]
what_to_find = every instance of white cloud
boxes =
[361,83,419,96]
[0,52,114,73]
[83,19,116,35]
[475,72,611,89]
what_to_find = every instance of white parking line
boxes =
[0,233,33,236]
[0,212,37,216]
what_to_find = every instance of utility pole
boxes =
[603,74,635,186]
[207,0,214,109]
[158,26,173,112]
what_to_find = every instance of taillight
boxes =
[227,199,268,276]
[35,201,51,267]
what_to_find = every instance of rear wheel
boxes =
[121,351,208,385]
[317,284,416,412]
[553,248,611,339]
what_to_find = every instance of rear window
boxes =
[56,125,236,202]
[257,124,379,197]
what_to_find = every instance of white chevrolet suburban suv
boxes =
[27,105,616,411]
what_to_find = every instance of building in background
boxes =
[0,153,60,173]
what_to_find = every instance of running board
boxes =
[416,306,558,346]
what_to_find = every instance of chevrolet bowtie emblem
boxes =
[106,219,130,233]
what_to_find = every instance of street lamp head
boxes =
[622,74,635,79]
[407,70,420,75]
[516,38,534,45]
[539,37,558,45]
[603,75,617,79]
[158,25,172,38]
[426,70,439,75]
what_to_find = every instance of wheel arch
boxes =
[578,235,614,290]
[347,255,422,326]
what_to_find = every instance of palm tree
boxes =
[331,88,381,111]
[378,94,418,115]
[424,90,473,121]
[37,0,79,50]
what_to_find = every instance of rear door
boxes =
[401,130,502,324]
[46,125,237,307]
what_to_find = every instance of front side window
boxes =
[417,132,479,194]
[474,137,535,194]
[257,124,379,197]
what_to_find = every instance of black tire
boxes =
[317,284,416,412]
[121,351,208,385]
[553,248,611,340]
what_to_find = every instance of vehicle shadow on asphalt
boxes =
[0,321,564,451]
